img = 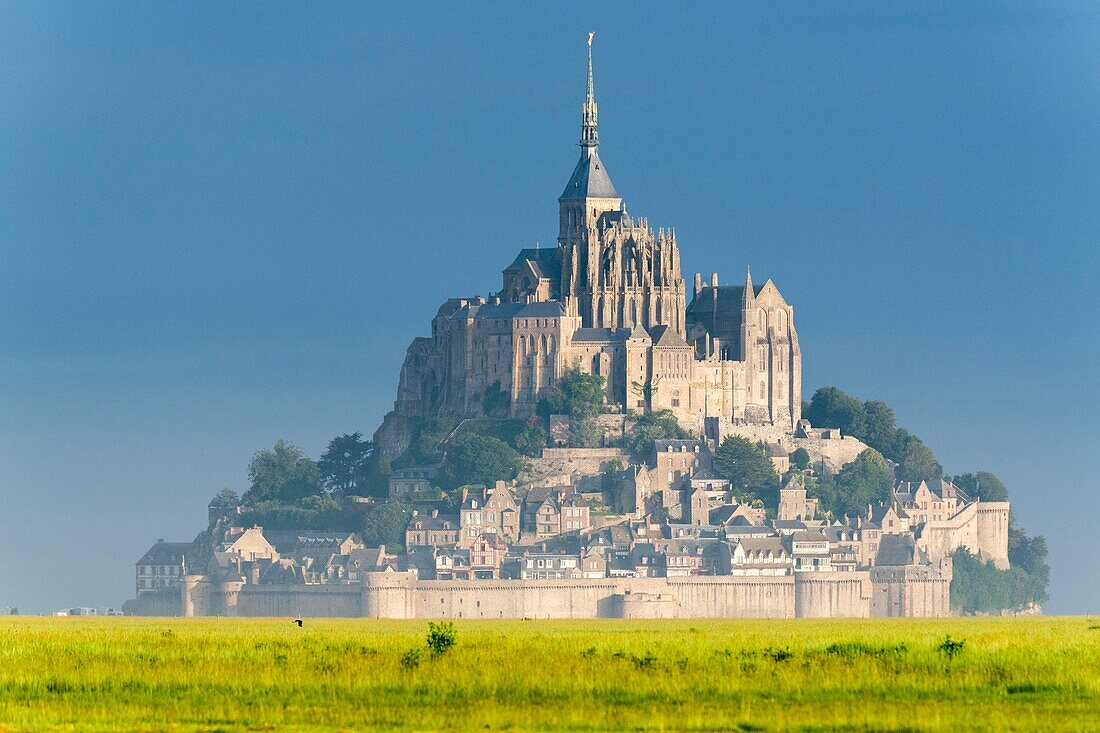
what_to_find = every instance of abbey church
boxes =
[395,38,802,433]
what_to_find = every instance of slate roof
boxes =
[262,531,356,554]
[504,248,562,282]
[137,541,191,567]
[560,148,619,200]
[648,324,691,349]
[875,534,919,566]
[685,284,763,360]
[572,327,628,342]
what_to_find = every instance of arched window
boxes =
[758,310,766,329]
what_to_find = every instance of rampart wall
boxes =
[181,570,951,619]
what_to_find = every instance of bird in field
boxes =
[293,616,303,627]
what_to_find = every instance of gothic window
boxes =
[592,355,600,375]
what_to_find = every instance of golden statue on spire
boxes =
[588,31,594,47]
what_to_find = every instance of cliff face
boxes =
[372,411,418,462]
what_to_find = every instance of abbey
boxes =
[395,39,801,432]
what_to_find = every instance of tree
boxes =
[318,432,374,495]
[481,380,510,418]
[210,487,240,507]
[442,434,521,489]
[805,387,866,437]
[626,410,690,459]
[714,436,780,498]
[950,546,1048,614]
[813,448,894,518]
[244,440,323,504]
[539,367,605,419]
[860,400,901,460]
[898,437,943,482]
[361,502,413,551]
[788,447,810,471]
[513,421,549,457]
[953,471,1009,502]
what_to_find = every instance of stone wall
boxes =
[360,572,874,620]
[524,448,631,483]
[870,560,952,617]
[180,570,946,619]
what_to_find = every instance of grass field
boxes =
[1,616,1098,732]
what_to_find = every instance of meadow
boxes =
[0,616,1097,732]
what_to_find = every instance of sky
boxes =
[1,2,1098,614]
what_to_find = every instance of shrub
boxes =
[938,635,965,659]
[400,648,422,669]
[426,622,457,656]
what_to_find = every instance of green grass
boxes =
[1,617,1098,732]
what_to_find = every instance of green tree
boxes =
[950,546,1048,613]
[361,502,414,551]
[627,410,690,459]
[805,387,866,437]
[318,432,374,494]
[813,448,894,518]
[539,367,605,418]
[244,440,323,504]
[788,447,810,471]
[513,421,549,457]
[860,400,901,460]
[714,436,780,498]
[952,471,1009,502]
[442,434,521,489]
[481,380,510,418]
[898,437,943,482]
[211,487,240,507]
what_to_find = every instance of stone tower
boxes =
[558,34,687,336]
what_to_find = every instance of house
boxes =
[388,467,437,499]
[405,511,460,547]
[579,547,607,578]
[469,533,508,578]
[729,536,792,576]
[504,550,581,580]
[523,487,590,539]
[218,526,278,562]
[460,483,520,544]
[788,530,832,572]
[652,439,711,492]
[135,540,192,596]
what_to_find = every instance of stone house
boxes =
[459,483,520,545]
[787,531,832,572]
[135,540,191,597]
[729,537,792,576]
[405,512,460,548]
[388,468,437,499]
[504,550,582,580]
[652,440,710,492]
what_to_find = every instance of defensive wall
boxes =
[180,571,930,618]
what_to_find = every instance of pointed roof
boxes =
[560,148,618,200]
[560,34,619,201]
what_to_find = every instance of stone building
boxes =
[391,37,801,433]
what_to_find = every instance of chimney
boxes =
[693,273,702,297]
[711,272,718,287]
[431,508,439,518]
[461,487,470,503]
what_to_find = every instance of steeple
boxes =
[581,31,598,148]
[560,32,618,202]
[744,267,755,307]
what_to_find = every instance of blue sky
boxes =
[1,2,1097,613]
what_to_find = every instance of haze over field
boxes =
[2,2,1098,613]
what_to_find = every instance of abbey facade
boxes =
[395,41,801,433]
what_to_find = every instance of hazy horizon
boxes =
[2,2,1098,614]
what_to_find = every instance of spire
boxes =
[581,32,598,149]
[743,267,754,307]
